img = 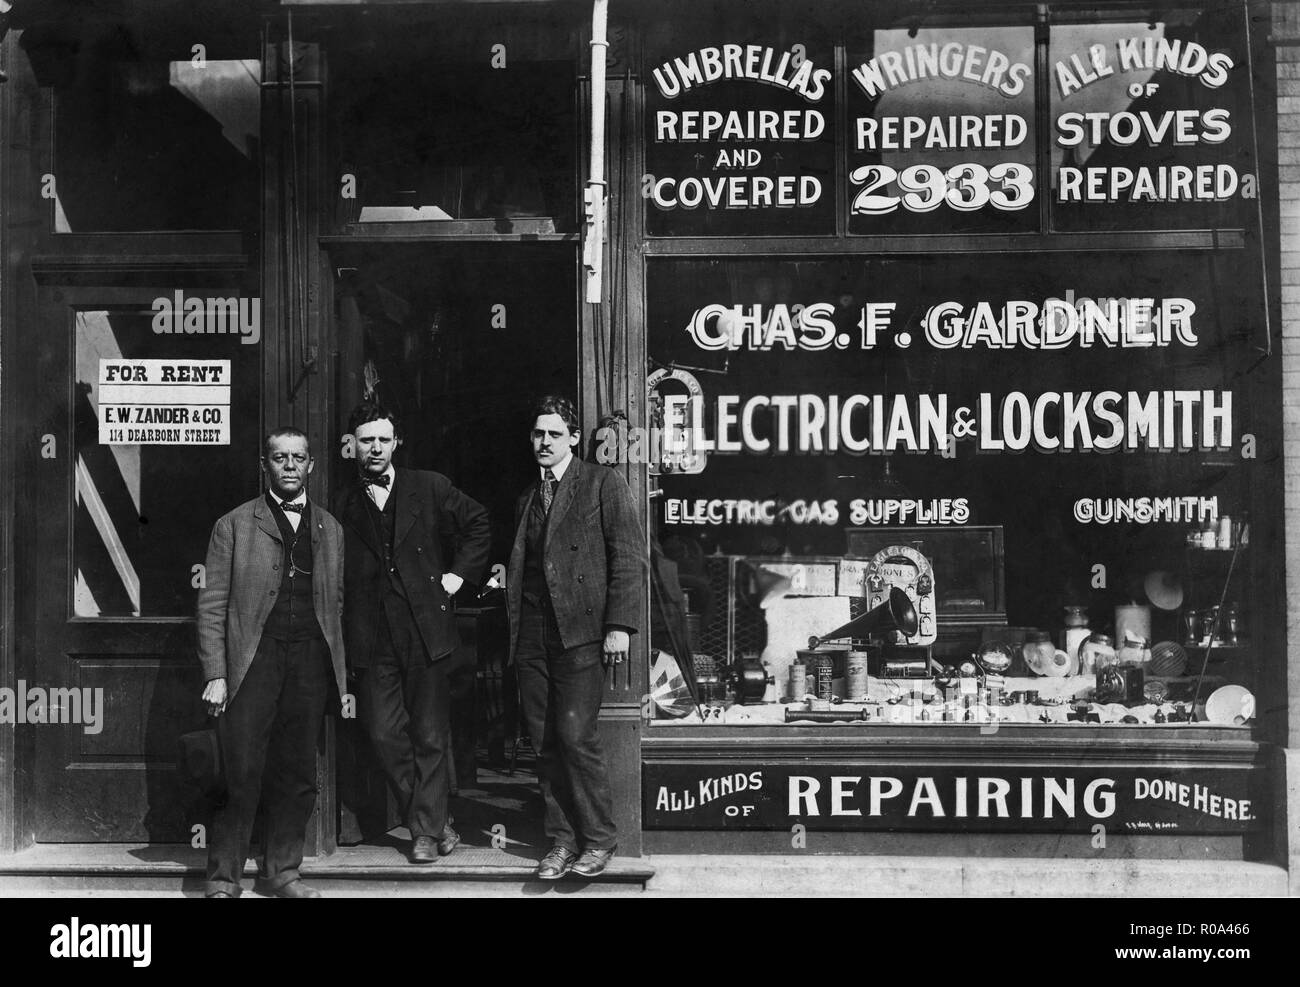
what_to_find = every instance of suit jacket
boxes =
[337,467,491,669]
[196,496,347,704]
[506,457,647,661]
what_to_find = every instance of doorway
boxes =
[329,242,578,855]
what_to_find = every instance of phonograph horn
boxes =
[807,586,918,649]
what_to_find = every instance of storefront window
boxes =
[643,14,837,237]
[643,251,1265,729]
[72,307,260,617]
[43,21,261,233]
[845,23,1038,235]
[1048,6,1252,232]
[331,59,576,228]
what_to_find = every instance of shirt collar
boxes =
[541,451,573,483]
[268,489,307,510]
[361,464,395,486]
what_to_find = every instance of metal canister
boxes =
[797,648,833,702]
[846,651,870,701]
[788,661,807,700]
[814,655,834,701]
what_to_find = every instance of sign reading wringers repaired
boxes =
[642,763,1263,833]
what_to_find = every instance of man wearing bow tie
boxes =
[507,396,646,879]
[196,427,348,898]
[338,402,491,863]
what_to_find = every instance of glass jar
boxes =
[1061,606,1090,661]
[1116,635,1150,667]
[1021,631,1069,676]
[974,642,1014,675]
[1077,632,1116,677]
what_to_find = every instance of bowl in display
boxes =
[1204,685,1255,725]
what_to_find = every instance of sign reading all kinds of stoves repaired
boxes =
[643,763,1264,833]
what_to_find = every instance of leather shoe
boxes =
[571,846,616,878]
[270,880,321,899]
[535,845,578,880]
[437,826,460,856]
[205,891,234,898]
[410,835,438,863]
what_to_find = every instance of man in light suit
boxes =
[337,402,491,864]
[196,427,347,898]
[507,396,647,879]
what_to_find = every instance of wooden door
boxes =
[16,283,263,841]
[2,7,266,842]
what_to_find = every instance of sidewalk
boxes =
[0,844,1288,897]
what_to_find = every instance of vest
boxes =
[262,494,322,642]
[521,481,549,608]
[361,487,410,602]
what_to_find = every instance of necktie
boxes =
[280,501,304,514]
[363,473,390,488]
[542,468,557,513]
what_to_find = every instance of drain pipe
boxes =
[583,0,609,303]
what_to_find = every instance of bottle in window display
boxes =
[1077,631,1115,677]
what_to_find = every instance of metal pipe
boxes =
[584,0,609,303]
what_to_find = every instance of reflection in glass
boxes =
[331,63,575,226]
[642,14,837,237]
[1049,8,1248,231]
[846,25,1037,235]
[53,52,260,233]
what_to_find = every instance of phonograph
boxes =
[805,586,923,677]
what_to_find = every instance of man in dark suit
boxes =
[337,402,491,863]
[507,396,647,879]
[196,427,348,898]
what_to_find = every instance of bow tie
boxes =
[362,473,391,488]
[279,501,304,514]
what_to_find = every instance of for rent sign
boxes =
[98,359,231,445]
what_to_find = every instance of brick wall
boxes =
[1275,3,1300,753]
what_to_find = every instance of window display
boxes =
[643,247,1266,730]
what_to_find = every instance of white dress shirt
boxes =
[364,465,397,511]
[268,490,307,532]
[541,451,573,485]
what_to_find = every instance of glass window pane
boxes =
[52,51,261,233]
[643,15,837,237]
[645,252,1264,721]
[73,307,260,617]
[845,24,1038,235]
[1049,7,1251,231]
[332,61,576,227]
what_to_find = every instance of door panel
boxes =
[22,287,261,841]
